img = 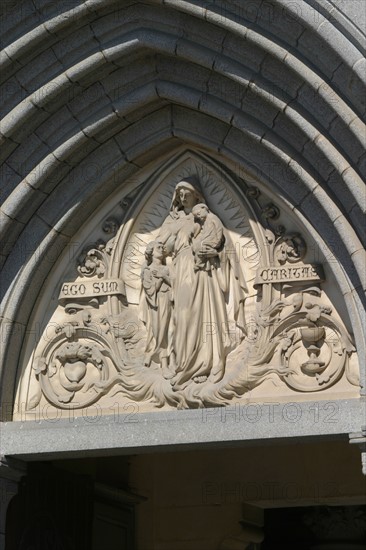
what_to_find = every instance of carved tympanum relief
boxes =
[16,154,359,415]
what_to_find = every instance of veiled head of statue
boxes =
[170,177,205,213]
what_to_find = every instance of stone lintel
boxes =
[0,398,365,462]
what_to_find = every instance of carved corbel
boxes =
[349,426,366,475]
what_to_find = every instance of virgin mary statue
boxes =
[157,177,247,389]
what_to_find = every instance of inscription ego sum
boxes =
[61,281,119,297]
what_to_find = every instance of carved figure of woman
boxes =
[158,178,247,389]
[141,241,175,379]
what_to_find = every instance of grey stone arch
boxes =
[0,0,365,420]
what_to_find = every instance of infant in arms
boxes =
[192,203,225,271]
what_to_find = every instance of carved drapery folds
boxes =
[18,154,359,414]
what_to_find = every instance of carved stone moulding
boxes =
[14,151,360,418]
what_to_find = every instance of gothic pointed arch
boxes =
[0,0,364,419]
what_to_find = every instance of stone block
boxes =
[85,109,129,144]
[16,48,63,94]
[176,38,216,69]
[156,80,201,109]
[114,82,160,118]
[261,55,303,100]
[349,117,366,157]
[157,56,210,96]
[214,55,252,89]
[1,180,47,225]
[33,0,77,19]
[0,0,41,48]
[0,210,25,257]
[42,4,94,40]
[302,139,335,181]
[0,97,35,138]
[103,30,177,67]
[296,205,360,292]
[0,139,19,167]
[199,94,235,125]
[31,72,71,111]
[317,16,363,63]
[332,61,365,118]
[34,105,79,149]
[102,56,156,101]
[186,9,227,50]
[0,76,27,119]
[222,127,269,171]
[172,105,228,144]
[0,316,28,411]
[65,51,105,84]
[90,5,143,44]
[258,1,305,47]
[67,81,110,125]
[0,51,23,89]
[6,133,49,178]
[349,204,366,246]
[341,167,366,209]
[231,110,265,141]
[131,134,183,168]
[52,132,99,165]
[1,398,365,459]
[115,106,171,154]
[174,127,221,154]
[299,191,340,243]
[0,219,70,326]
[0,253,6,271]
[7,25,58,73]
[350,248,366,290]
[206,72,244,110]
[0,162,22,203]
[3,105,50,150]
[222,33,265,73]
[36,138,122,235]
[123,97,169,124]
[326,170,358,214]
[298,28,343,80]
[334,214,365,255]
[343,286,366,358]
[312,186,343,222]
[329,116,365,165]
[357,152,366,178]
[297,83,338,129]
[52,24,99,67]
[219,0,259,24]
[26,154,71,195]
[164,0,205,19]
[272,112,309,153]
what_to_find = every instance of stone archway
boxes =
[0,3,365,546]
[1,2,364,419]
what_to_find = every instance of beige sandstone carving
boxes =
[16,157,359,415]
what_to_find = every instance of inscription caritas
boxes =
[255,264,324,285]
[59,279,125,300]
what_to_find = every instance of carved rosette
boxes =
[24,154,359,413]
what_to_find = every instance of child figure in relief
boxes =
[141,241,175,379]
[192,203,225,272]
